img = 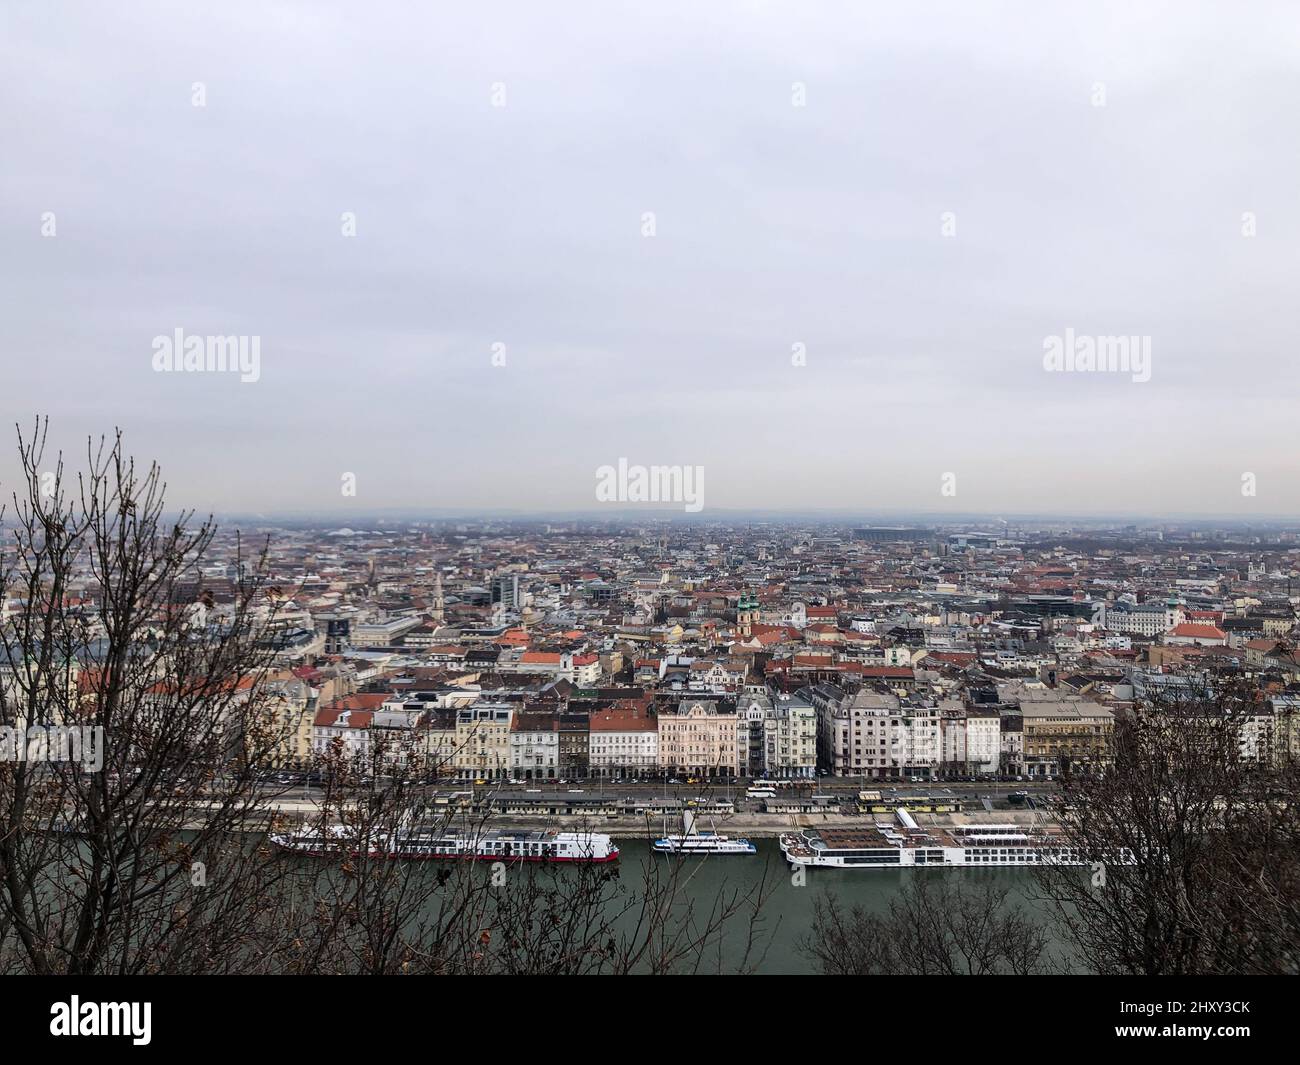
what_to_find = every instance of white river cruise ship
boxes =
[780,809,1084,869]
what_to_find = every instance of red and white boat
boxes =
[271,824,619,863]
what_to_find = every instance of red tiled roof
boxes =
[1169,623,1226,639]
[314,708,375,728]
[590,706,657,732]
[321,692,388,712]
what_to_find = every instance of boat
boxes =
[270,824,619,863]
[779,808,1087,869]
[653,831,757,855]
[652,808,756,855]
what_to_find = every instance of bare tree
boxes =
[0,421,772,975]
[1034,676,1300,975]
[802,875,1055,975]
[0,420,298,974]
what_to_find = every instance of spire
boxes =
[432,568,445,623]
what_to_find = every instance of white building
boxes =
[966,708,1001,775]
[349,613,423,647]
[1103,601,1182,637]
[311,707,372,761]
[509,713,559,780]
[805,685,940,779]
[588,705,659,778]
[762,694,817,778]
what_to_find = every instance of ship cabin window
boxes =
[842,850,900,864]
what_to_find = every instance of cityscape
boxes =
[188,517,1300,788]
[1,0,1294,1040]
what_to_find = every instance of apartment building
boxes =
[312,707,373,761]
[1269,696,1300,765]
[658,699,741,778]
[588,704,658,778]
[509,712,559,780]
[310,692,389,763]
[419,707,458,778]
[512,651,602,686]
[938,703,1001,777]
[558,713,590,779]
[737,693,774,777]
[806,685,941,779]
[939,702,968,773]
[255,674,313,768]
[1019,696,1114,778]
[966,707,1002,775]
[762,693,817,779]
[454,703,514,780]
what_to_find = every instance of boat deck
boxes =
[790,822,1066,853]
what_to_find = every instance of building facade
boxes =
[509,712,559,780]
[454,703,514,780]
[658,699,741,778]
[588,705,658,777]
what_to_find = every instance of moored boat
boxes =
[779,809,1087,869]
[653,831,756,855]
[651,807,755,855]
[271,824,619,863]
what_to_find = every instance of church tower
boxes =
[737,593,759,638]
[431,569,445,624]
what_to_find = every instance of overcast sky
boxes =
[3,1,1299,519]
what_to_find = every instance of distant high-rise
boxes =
[491,573,520,609]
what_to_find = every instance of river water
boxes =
[274,833,1069,974]
[603,838,1061,974]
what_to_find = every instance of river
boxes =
[272,832,1071,974]
[595,838,1063,974]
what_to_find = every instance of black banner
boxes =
[2,976,1286,1051]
